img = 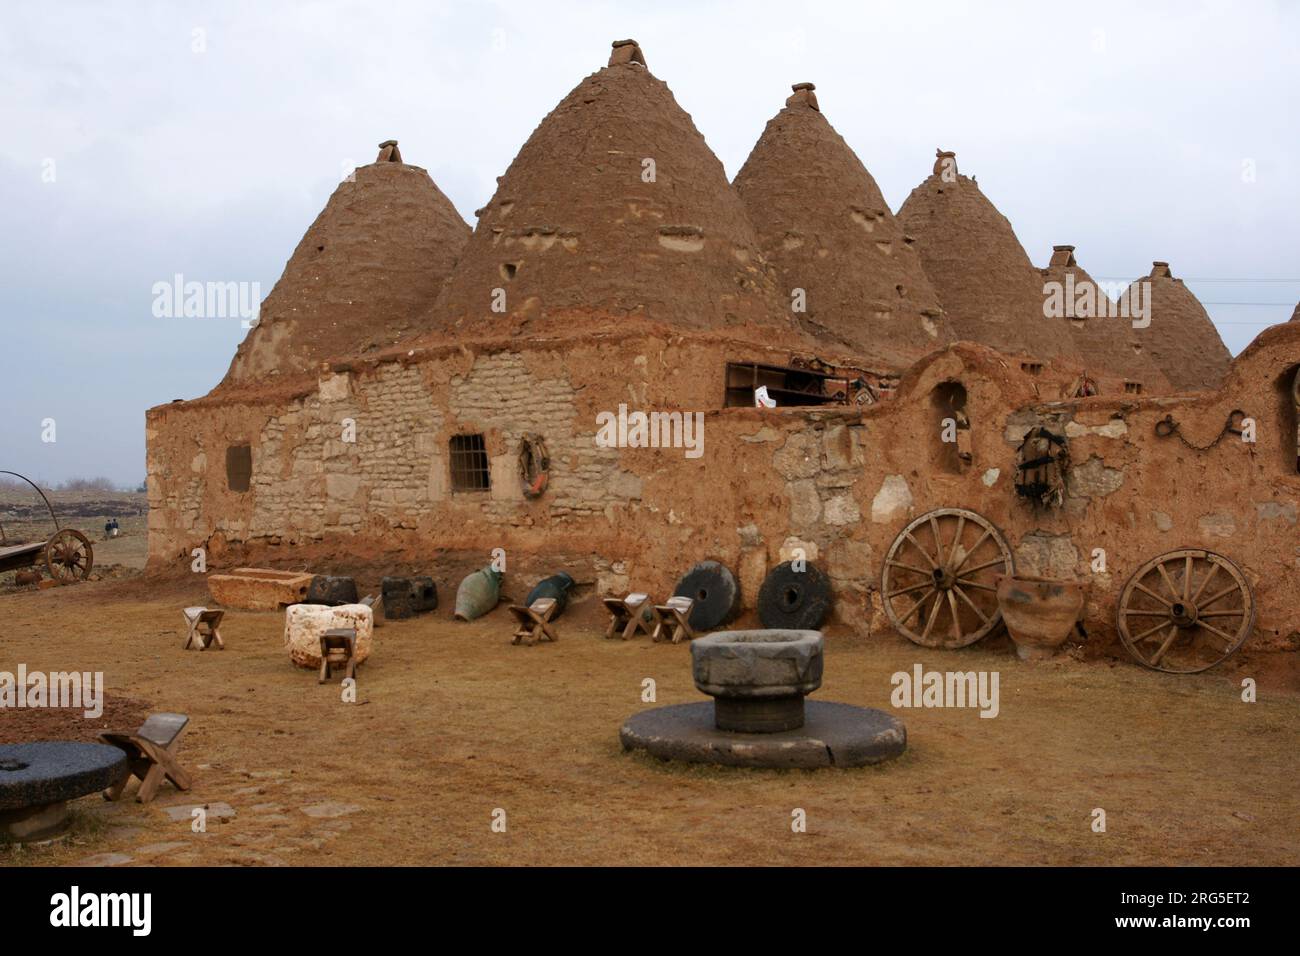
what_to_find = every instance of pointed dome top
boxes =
[1039,245,1169,392]
[898,151,1080,363]
[734,86,952,369]
[218,147,470,389]
[423,41,792,342]
[1120,261,1231,391]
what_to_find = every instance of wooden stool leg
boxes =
[136,763,165,803]
[103,774,129,802]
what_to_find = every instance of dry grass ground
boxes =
[1,574,1297,867]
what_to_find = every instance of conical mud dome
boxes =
[425,40,790,340]
[1040,245,1168,392]
[219,142,470,389]
[733,84,952,370]
[1120,261,1231,392]
[898,151,1079,362]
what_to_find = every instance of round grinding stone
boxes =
[0,742,127,810]
[619,700,906,769]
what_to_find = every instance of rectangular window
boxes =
[226,444,252,493]
[1124,381,1143,395]
[1020,362,1043,376]
[724,361,852,408]
[449,434,491,492]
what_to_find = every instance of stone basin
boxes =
[691,629,824,732]
[208,567,314,610]
[0,742,127,843]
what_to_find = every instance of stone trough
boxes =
[620,629,906,769]
[207,568,314,610]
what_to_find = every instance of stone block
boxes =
[208,568,314,610]
[284,604,373,669]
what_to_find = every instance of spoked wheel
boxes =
[881,508,1014,648]
[1116,549,1255,673]
[45,529,93,584]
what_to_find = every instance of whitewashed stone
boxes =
[284,603,374,669]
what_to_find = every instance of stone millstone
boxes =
[619,701,906,769]
[1,743,128,842]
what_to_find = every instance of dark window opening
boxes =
[450,434,491,492]
[226,444,252,493]
[1021,362,1043,375]
[930,381,970,475]
[1124,381,1143,395]
[724,361,851,407]
[1277,364,1300,474]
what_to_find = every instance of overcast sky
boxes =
[2,0,1297,486]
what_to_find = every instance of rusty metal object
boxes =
[44,529,93,584]
[881,507,1014,648]
[0,470,60,543]
[1014,426,1069,508]
[1116,548,1255,674]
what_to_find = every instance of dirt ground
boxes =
[0,488,148,589]
[2,570,1297,868]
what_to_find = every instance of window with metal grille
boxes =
[226,444,252,493]
[449,434,491,492]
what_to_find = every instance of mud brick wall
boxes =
[147,325,1300,653]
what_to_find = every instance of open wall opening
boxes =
[929,381,969,474]
[226,444,252,493]
[1277,364,1300,474]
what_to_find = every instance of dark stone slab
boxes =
[381,576,437,619]
[306,575,359,607]
[0,742,127,810]
[619,700,906,769]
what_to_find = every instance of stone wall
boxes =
[146,326,1300,653]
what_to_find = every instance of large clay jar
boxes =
[454,566,503,621]
[995,575,1084,660]
[524,572,575,617]
[284,603,374,668]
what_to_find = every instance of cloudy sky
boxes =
[2,0,1297,486]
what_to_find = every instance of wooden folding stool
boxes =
[182,606,225,650]
[653,595,697,644]
[509,597,559,646]
[603,593,659,640]
[101,712,193,804]
[319,627,358,684]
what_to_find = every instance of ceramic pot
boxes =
[454,566,503,621]
[995,575,1084,660]
[524,572,575,617]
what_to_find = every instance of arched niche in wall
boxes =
[519,433,550,498]
[929,381,970,475]
[1278,363,1300,474]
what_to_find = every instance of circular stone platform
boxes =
[620,700,906,769]
[0,742,127,843]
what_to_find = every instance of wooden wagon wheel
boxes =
[45,528,93,584]
[1116,548,1255,674]
[881,507,1014,648]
